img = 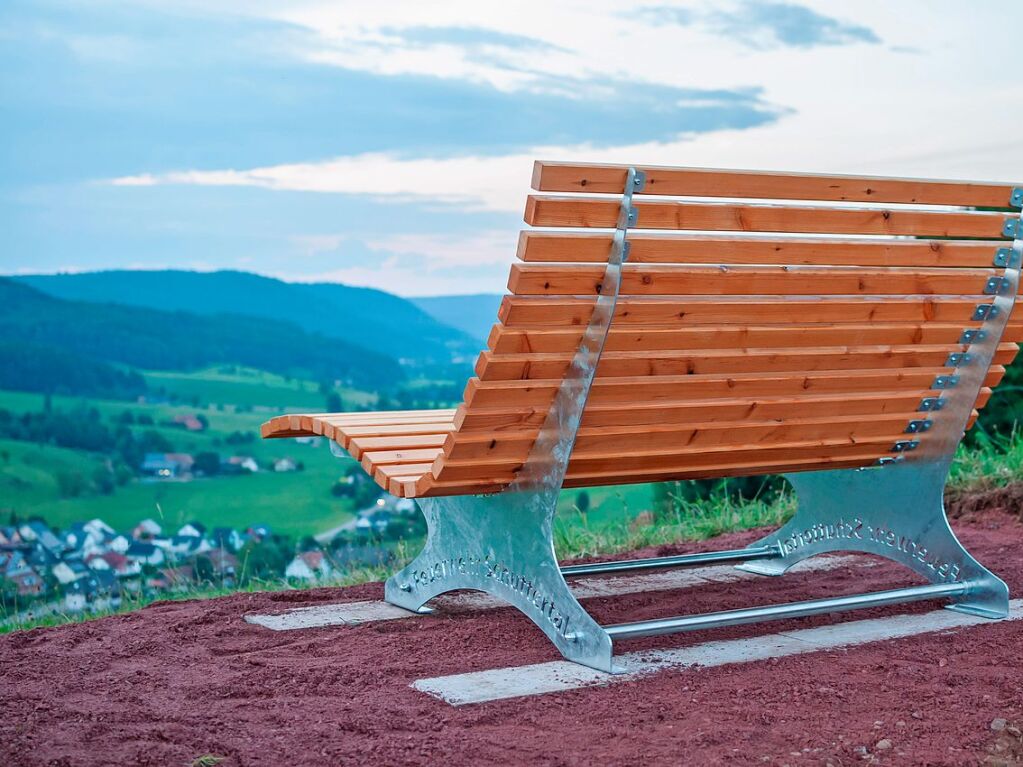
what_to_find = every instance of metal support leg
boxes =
[384,168,646,673]
[385,491,615,671]
[737,459,1009,618]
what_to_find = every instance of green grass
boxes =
[554,490,795,560]
[7,431,1023,635]
[7,441,356,537]
[0,439,107,510]
[143,366,376,410]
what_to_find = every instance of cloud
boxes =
[366,230,518,269]
[109,151,536,212]
[638,2,880,50]
[380,25,566,53]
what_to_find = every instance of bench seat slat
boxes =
[524,196,1015,238]
[517,232,1010,267]
[531,161,1020,208]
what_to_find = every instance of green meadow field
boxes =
[0,367,654,538]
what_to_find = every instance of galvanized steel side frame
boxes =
[384,168,645,672]
[382,177,1022,672]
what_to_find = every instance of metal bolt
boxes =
[905,420,933,434]
[959,329,987,344]
[891,440,920,453]
[1012,187,1023,207]
[984,276,1009,295]
[1005,219,1020,238]
[919,397,945,412]
[994,248,1015,268]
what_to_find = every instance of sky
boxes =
[2,0,1023,296]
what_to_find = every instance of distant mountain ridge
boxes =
[16,270,481,367]
[0,277,403,393]
[411,294,504,343]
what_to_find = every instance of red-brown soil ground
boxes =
[3,499,1023,767]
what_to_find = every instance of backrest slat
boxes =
[412,161,1022,497]
[525,196,1015,237]
[532,161,1020,208]
[517,233,1008,267]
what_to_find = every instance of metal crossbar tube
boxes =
[603,581,970,640]
[560,545,781,577]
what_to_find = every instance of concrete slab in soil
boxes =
[244,554,861,630]
[414,600,1023,706]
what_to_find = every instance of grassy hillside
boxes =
[0,378,361,537]
[17,270,479,366]
[411,293,504,343]
[0,277,402,391]
[143,367,376,410]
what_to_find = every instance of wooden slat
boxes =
[375,462,435,484]
[531,161,1021,208]
[444,413,928,462]
[347,434,448,461]
[319,410,456,425]
[412,455,870,497]
[508,264,999,297]
[517,232,1009,267]
[455,389,993,432]
[463,367,1007,408]
[432,435,911,483]
[498,296,1020,328]
[475,344,1018,381]
[524,196,1014,238]
[487,323,1023,355]
[362,448,443,469]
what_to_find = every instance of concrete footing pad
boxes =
[244,555,861,631]
[413,599,1023,706]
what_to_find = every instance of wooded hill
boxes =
[0,278,403,397]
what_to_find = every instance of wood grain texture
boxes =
[524,196,1014,237]
[498,296,1018,328]
[488,323,1023,354]
[516,232,1010,267]
[462,367,1006,408]
[474,344,1019,381]
[531,161,1021,208]
[508,263,1000,297]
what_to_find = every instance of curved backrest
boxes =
[412,162,1023,497]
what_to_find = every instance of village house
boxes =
[51,558,90,586]
[209,527,244,551]
[140,453,195,479]
[132,519,162,540]
[285,550,333,581]
[221,455,259,474]
[124,541,165,567]
[172,413,206,432]
[17,520,65,556]
[86,551,141,578]
[176,522,207,538]
[273,457,298,472]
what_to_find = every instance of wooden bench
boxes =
[264,162,1023,672]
